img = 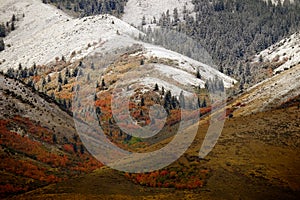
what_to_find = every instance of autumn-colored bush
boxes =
[0,184,27,197]
[0,116,103,197]
[125,167,208,190]
[0,157,61,183]
[63,144,74,153]
[71,157,102,173]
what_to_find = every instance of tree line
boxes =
[151,0,300,88]
[0,14,19,52]
[42,0,128,17]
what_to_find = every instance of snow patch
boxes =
[122,0,194,27]
[140,77,192,96]
[262,0,295,6]
[0,0,236,100]
[254,32,300,74]
[143,43,237,88]
[0,0,141,70]
[153,64,205,87]
[236,64,300,115]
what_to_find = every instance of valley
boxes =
[0,0,299,199]
[6,99,300,199]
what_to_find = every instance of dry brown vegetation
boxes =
[4,99,299,199]
[1,55,299,199]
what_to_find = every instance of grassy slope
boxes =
[10,103,300,199]
[0,75,102,198]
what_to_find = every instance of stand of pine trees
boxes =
[42,0,128,17]
[154,0,300,71]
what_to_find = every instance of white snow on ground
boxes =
[140,77,192,96]
[253,32,300,74]
[0,0,141,70]
[263,0,295,5]
[0,0,236,98]
[153,64,205,87]
[235,64,300,116]
[122,0,194,27]
[143,44,237,88]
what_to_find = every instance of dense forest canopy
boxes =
[42,0,128,17]
[155,0,300,74]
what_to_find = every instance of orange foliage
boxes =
[71,157,103,173]
[0,184,27,196]
[125,168,207,190]
[63,144,74,153]
[0,157,60,183]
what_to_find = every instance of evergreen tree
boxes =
[65,68,70,77]
[154,83,159,91]
[101,78,106,87]
[58,72,63,83]
[163,90,172,113]
[153,16,157,24]
[202,98,207,108]
[161,86,165,95]
[0,38,4,52]
[80,144,85,154]
[239,81,244,92]
[96,107,101,116]
[140,59,144,65]
[63,77,68,85]
[42,77,46,87]
[72,67,79,77]
[141,96,145,106]
[6,68,15,78]
[179,91,185,109]
[196,69,201,79]
[11,21,15,31]
[52,134,57,143]
[73,143,78,153]
[126,134,132,142]
[142,15,146,26]
[197,97,201,108]
[173,8,179,24]
[171,96,178,109]
[12,14,16,22]
[259,54,263,62]
[57,83,62,92]
[0,23,6,37]
[47,74,51,83]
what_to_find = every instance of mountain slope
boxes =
[253,31,300,74]
[0,0,236,98]
[0,74,102,198]
[122,0,194,27]
[227,64,300,116]
[263,0,295,5]
[7,87,300,199]
[0,0,140,71]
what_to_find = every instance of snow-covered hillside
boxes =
[231,64,300,116]
[122,0,194,27]
[122,0,296,28]
[121,45,237,97]
[0,0,141,70]
[263,0,295,5]
[143,44,235,88]
[253,32,300,73]
[0,0,236,97]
